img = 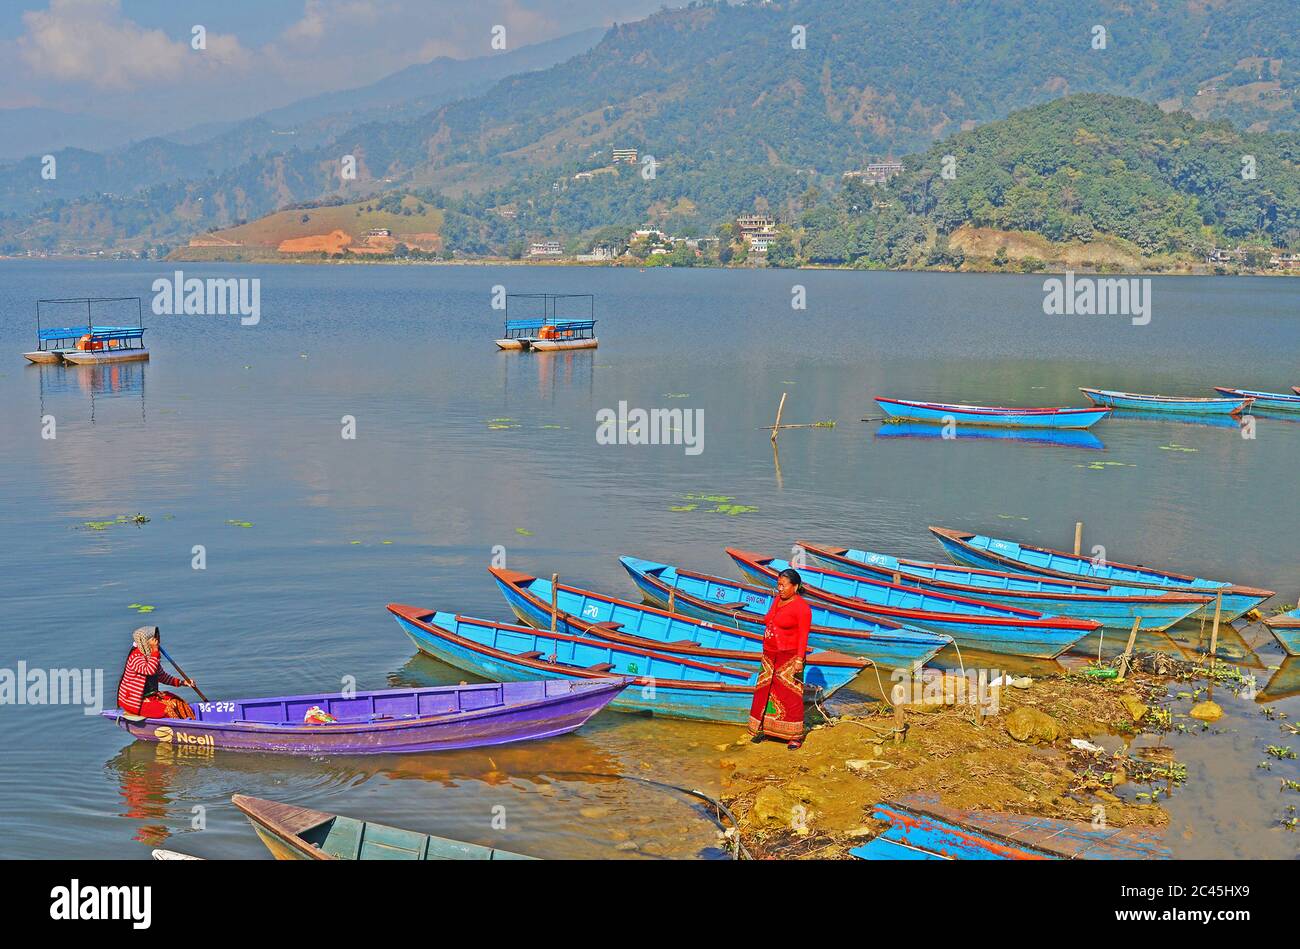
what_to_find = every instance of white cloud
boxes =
[283,0,384,45]
[18,0,248,90]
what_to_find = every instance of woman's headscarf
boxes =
[133,626,160,655]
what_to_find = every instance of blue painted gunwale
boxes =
[726,549,1097,659]
[1263,609,1300,657]
[850,804,1057,860]
[875,397,1109,430]
[1079,387,1251,415]
[796,540,1209,631]
[488,567,867,695]
[928,527,1273,622]
[1214,386,1300,413]
[387,605,760,724]
[617,556,950,672]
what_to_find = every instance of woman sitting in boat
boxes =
[116,626,196,719]
[748,568,812,750]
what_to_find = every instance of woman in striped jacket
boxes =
[117,626,195,718]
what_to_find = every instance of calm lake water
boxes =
[0,260,1296,859]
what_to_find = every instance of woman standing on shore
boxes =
[748,568,812,749]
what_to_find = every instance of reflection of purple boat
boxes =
[99,679,627,755]
[875,421,1105,450]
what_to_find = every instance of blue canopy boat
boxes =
[1264,608,1300,657]
[876,397,1109,430]
[23,297,148,365]
[618,556,951,671]
[494,293,597,351]
[875,421,1105,450]
[796,541,1209,631]
[929,527,1274,622]
[489,567,868,694]
[388,605,762,724]
[1214,386,1300,413]
[1079,387,1251,415]
[727,549,1097,659]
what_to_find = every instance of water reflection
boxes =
[36,361,146,425]
[500,349,596,405]
[874,421,1105,450]
[1106,409,1242,430]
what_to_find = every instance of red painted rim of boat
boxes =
[489,567,867,668]
[926,527,1275,598]
[726,549,1099,631]
[874,803,1055,860]
[387,603,756,689]
[795,540,1210,605]
[876,397,1107,416]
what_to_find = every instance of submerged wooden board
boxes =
[891,793,1171,859]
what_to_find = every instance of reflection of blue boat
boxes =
[930,527,1274,621]
[1214,387,1300,413]
[1263,608,1300,657]
[876,421,1104,450]
[1080,387,1249,415]
[1106,408,1242,430]
[875,397,1108,429]
[1258,658,1300,702]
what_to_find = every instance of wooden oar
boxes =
[160,646,208,702]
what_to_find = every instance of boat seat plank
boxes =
[593,621,623,631]
[586,662,616,673]
[517,650,544,660]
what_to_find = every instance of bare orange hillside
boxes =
[278,230,353,254]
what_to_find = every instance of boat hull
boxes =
[529,337,598,351]
[62,348,150,365]
[390,606,757,724]
[851,803,1057,860]
[100,678,624,754]
[618,556,950,672]
[728,550,1095,659]
[799,543,1207,631]
[1080,387,1249,415]
[929,527,1272,622]
[23,350,66,364]
[1214,387,1300,413]
[1264,610,1300,656]
[875,398,1108,430]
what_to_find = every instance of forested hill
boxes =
[4,0,1298,254]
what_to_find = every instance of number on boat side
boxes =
[583,605,599,618]
[198,702,234,713]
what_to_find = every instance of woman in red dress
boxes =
[748,568,813,749]
[116,626,196,719]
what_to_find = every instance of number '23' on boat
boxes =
[726,549,1098,659]
[617,555,952,670]
[928,527,1274,622]
[794,540,1209,631]
[100,679,627,754]
[486,567,868,695]
[1078,387,1252,415]
[875,397,1109,430]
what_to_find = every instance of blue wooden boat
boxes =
[24,297,148,365]
[618,556,951,671]
[489,568,867,694]
[1079,387,1251,415]
[929,527,1274,622]
[233,795,535,860]
[796,541,1209,631]
[1214,386,1300,413]
[727,549,1097,659]
[1264,608,1300,657]
[854,795,1170,860]
[850,803,1057,860]
[388,604,762,724]
[876,397,1109,430]
[875,421,1105,450]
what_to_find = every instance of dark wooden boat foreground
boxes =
[233,794,536,860]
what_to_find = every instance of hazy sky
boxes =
[0,0,672,127]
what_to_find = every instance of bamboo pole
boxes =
[1073,521,1083,557]
[1117,616,1142,681]
[550,573,559,634]
[1207,590,1223,661]
[667,586,676,614]
[770,392,787,444]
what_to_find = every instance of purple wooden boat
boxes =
[99,679,628,755]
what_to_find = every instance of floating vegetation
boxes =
[381,540,394,545]
[712,503,758,516]
[1282,779,1300,793]
[669,504,698,513]
[810,420,836,428]
[225,520,254,528]
[1076,461,1137,471]
[515,528,533,536]
[672,494,757,516]
[80,513,151,531]
[128,604,156,614]
[684,494,734,502]
[1158,444,1198,453]
[1266,745,1296,760]
[996,514,1030,521]
[488,417,521,430]
[539,424,564,430]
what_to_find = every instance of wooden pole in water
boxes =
[550,573,559,635]
[1073,521,1083,556]
[770,392,787,444]
[1117,616,1142,681]
[1207,590,1223,662]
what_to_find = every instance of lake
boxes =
[0,260,1296,859]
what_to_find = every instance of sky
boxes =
[0,0,672,130]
